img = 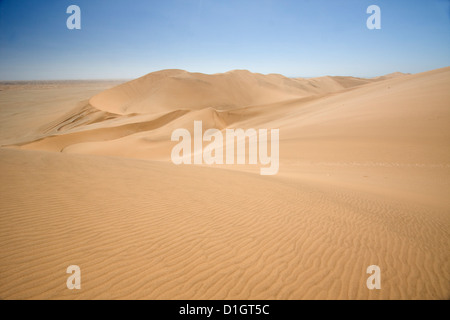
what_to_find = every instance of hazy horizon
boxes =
[1,0,449,80]
[0,68,418,82]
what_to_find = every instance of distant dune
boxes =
[0,67,449,299]
[88,69,400,115]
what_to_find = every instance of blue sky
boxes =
[0,0,449,80]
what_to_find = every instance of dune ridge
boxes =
[88,69,400,115]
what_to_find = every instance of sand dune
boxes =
[0,68,449,299]
[15,68,448,166]
[88,69,392,115]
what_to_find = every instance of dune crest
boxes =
[88,69,389,115]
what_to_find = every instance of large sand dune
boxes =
[0,68,449,299]
[88,69,386,115]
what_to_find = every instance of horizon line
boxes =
[0,68,424,82]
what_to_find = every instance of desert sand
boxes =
[0,68,449,299]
